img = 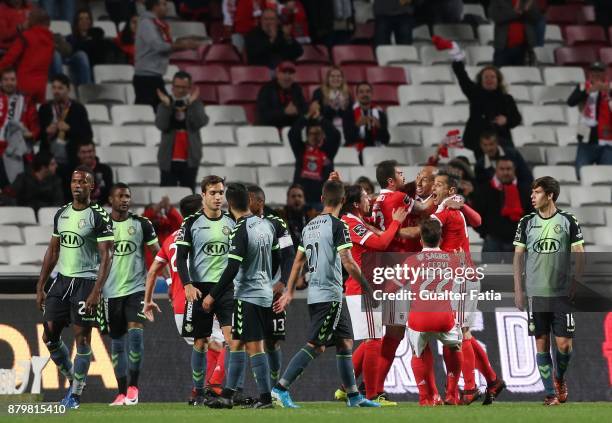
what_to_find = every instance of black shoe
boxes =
[243,401,273,409]
[203,389,220,406]
[358,381,366,396]
[233,391,256,406]
[207,396,233,409]
[377,392,391,401]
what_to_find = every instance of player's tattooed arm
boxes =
[35,236,60,311]
[274,250,306,313]
[513,245,526,311]
[86,239,114,314]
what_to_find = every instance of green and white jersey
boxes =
[176,210,235,283]
[513,209,584,297]
[103,213,158,298]
[52,202,114,279]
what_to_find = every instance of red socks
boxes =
[421,346,439,399]
[207,347,225,388]
[470,337,497,384]
[363,339,381,399]
[206,349,219,384]
[411,352,429,404]
[376,335,402,394]
[352,341,366,377]
[461,339,476,391]
[442,346,463,400]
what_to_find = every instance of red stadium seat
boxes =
[217,84,260,104]
[203,44,242,65]
[564,25,608,46]
[546,5,583,25]
[366,66,407,86]
[243,104,257,124]
[184,65,230,84]
[579,5,596,23]
[230,66,271,85]
[305,84,319,102]
[295,66,321,85]
[607,68,612,81]
[332,45,376,66]
[555,46,599,66]
[350,22,375,44]
[600,48,612,67]
[369,84,399,107]
[170,44,207,67]
[197,85,218,104]
[296,45,330,64]
[340,65,372,84]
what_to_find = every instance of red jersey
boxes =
[371,189,415,252]
[431,197,471,257]
[407,248,456,333]
[154,229,185,314]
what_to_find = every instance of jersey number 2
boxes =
[305,242,319,273]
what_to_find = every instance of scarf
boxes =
[327,89,348,111]
[300,145,328,180]
[153,17,172,43]
[491,176,523,222]
[0,93,25,142]
[352,102,381,152]
[581,81,612,146]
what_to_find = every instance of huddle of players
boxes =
[35,160,582,408]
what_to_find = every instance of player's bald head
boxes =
[420,166,437,178]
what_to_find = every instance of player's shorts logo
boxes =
[59,231,85,248]
[114,240,138,256]
[203,241,229,256]
[533,238,560,254]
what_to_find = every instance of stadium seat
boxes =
[370,85,399,106]
[332,45,376,66]
[362,147,408,166]
[530,86,575,105]
[197,85,218,104]
[421,127,450,147]
[398,166,421,182]
[23,226,54,246]
[50,20,71,36]
[555,189,571,207]
[413,25,431,43]
[350,22,375,44]
[296,45,330,64]
[224,147,269,167]
[79,84,126,104]
[507,85,532,104]
[150,187,193,205]
[230,66,271,85]
[544,25,564,45]
[517,146,546,166]
[591,228,612,246]
[349,167,377,184]
[203,44,242,65]
[408,66,454,85]
[511,126,556,147]
[0,226,23,246]
[564,207,605,226]
[366,67,407,85]
[555,46,599,67]
[447,147,476,163]
[477,24,494,46]
[521,106,566,126]
[543,66,585,86]
[207,166,258,184]
[0,207,37,226]
[94,65,134,84]
[217,84,260,104]
[569,186,611,206]
[534,46,557,65]
[97,126,145,146]
[599,48,612,68]
[169,21,208,39]
[143,126,161,146]
[8,246,47,265]
[466,46,494,66]
[200,126,236,146]
[263,187,289,207]
[387,106,433,126]
[206,105,247,125]
[163,65,180,83]
[376,45,420,66]
[564,25,608,46]
[443,86,469,105]
[37,207,56,226]
[580,165,612,186]
[116,167,160,185]
[127,187,150,206]
[93,20,117,38]
[433,24,476,43]
[269,147,295,167]
[388,127,422,146]
[111,105,155,126]
[236,126,281,147]
[85,104,111,124]
[170,48,205,66]
[129,147,157,167]
[354,0,374,23]
[503,67,543,85]
[546,146,577,165]
[432,106,468,126]
[533,165,578,185]
[420,46,453,66]
[556,126,579,146]
[546,5,585,25]
[184,65,230,84]
[334,148,361,166]
[199,148,225,166]
[462,3,487,20]
[257,167,294,187]
[97,147,131,167]
[339,65,370,84]
[411,147,438,165]
[398,85,443,105]
[294,66,321,85]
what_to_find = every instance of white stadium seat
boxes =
[208,167,258,184]
[466,46,494,66]
[411,147,438,165]
[591,228,612,246]
[150,187,193,205]
[399,166,421,182]
[544,25,564,44]
[37,207,57,226]
[569,187,611,206]
[447,148,476,163]
[269,147,296,167]
[443,86,469,105]
[264,187,289,207]
[236,126,282,147]
[23,226,54,245]
[169,21,208,39]
[94,20,118,38]
[163,65,181,83]
[398,85,443,105]
[387,106,433,126]
[543,67,585,86]
[477,24,494,46]
[97,147,131,167]
[349,167,377,184]
[432,106,468,126]
[534,46,556,65]
[521,106,566,126]
[362,147,408,166]
[111,105,155,125]
[511,126,557,147]
[200,126,236,146]
[413,25,431,43]
[376,45,420,66]
[0,226,23,245]
[518,146,546,165]
[50,20,71,36]
[408,66,454,85]
[354,0,374,23]
[129,147,158,166]
[98,126,145,146]
[530,86,574,105]
[224,147,269,167]
[421,127,449,147]
[433,24,476,42]
[79,84,126,104]
[420,46,453,66]
[0,207,37,226]
[116,167,160,185]
[546,147,577,165]
[334,148,361,166]
[556,126,579,146]
[8,246,47,265]
[533,166,578,185]
[388,127,422,146]
[143,126,161,146]
[128,187,151,206]
[507,85,532,104]
[0,247,8,265]
[503,67,543,85]
[200,148,225,166]
[206,106,247,125]
[94,65,134,84]
[85,105,111,124]
[564,207,605,226]
[257,167,294,188]
[580,165,612,186]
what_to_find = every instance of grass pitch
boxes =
[4,402,612,423]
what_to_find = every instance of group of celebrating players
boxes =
[34,157,583,409]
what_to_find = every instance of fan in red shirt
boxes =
[431,170,505,405]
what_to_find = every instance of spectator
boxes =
[289,102,341,208]
[244,7,303,68]
[39,0,74,21]
[39,74,92,178]
[568,62,612,175]
[222,0,272,48]
[256,61,306,127]
[592,0,612,27]
[472,157,532,262]
[432,35,522,155]
[105,0,138,27]
[275,183,316,248]
[0,67,39,188]
[489,0,540,67]
[0,7,54,103]
[115,14,138,64]
[143,195,183,245]
[74,140,113,205]
[134,0,201,109]
[343,82,390,157]
[50,28,92,86]
[373,0,422,46]
[311,66,352,128]
[0,0,32,53]
[155,71,208,190]
[419,0,463,24]
[12,151,63,211]
[475,130,533,186]
[447,157,476,200]
[279,0,310,44]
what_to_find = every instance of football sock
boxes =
[363,339,381,399]
[461,339,476,391]
[73,344,92,396]
[352,341,366,377]
[191,346,207,392]
[206,348,220,384]
[555,348,572,380]
[222,345,230,387]
[250,352,272,397]
[236,351,248,390]
[46,339,73,382]
[266,347,282,385]
[225,350,247,392]
[336,349,358,394]
[470,337,497,384]
[209,347,226,387]
[128,327,143,387]
[411,353,429,403]
[278,344,319,390]
[536,352,555,396]
[422,345,439,399]
[376,335,402,393]
[111,335,128,395]
[442,346,462,398]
